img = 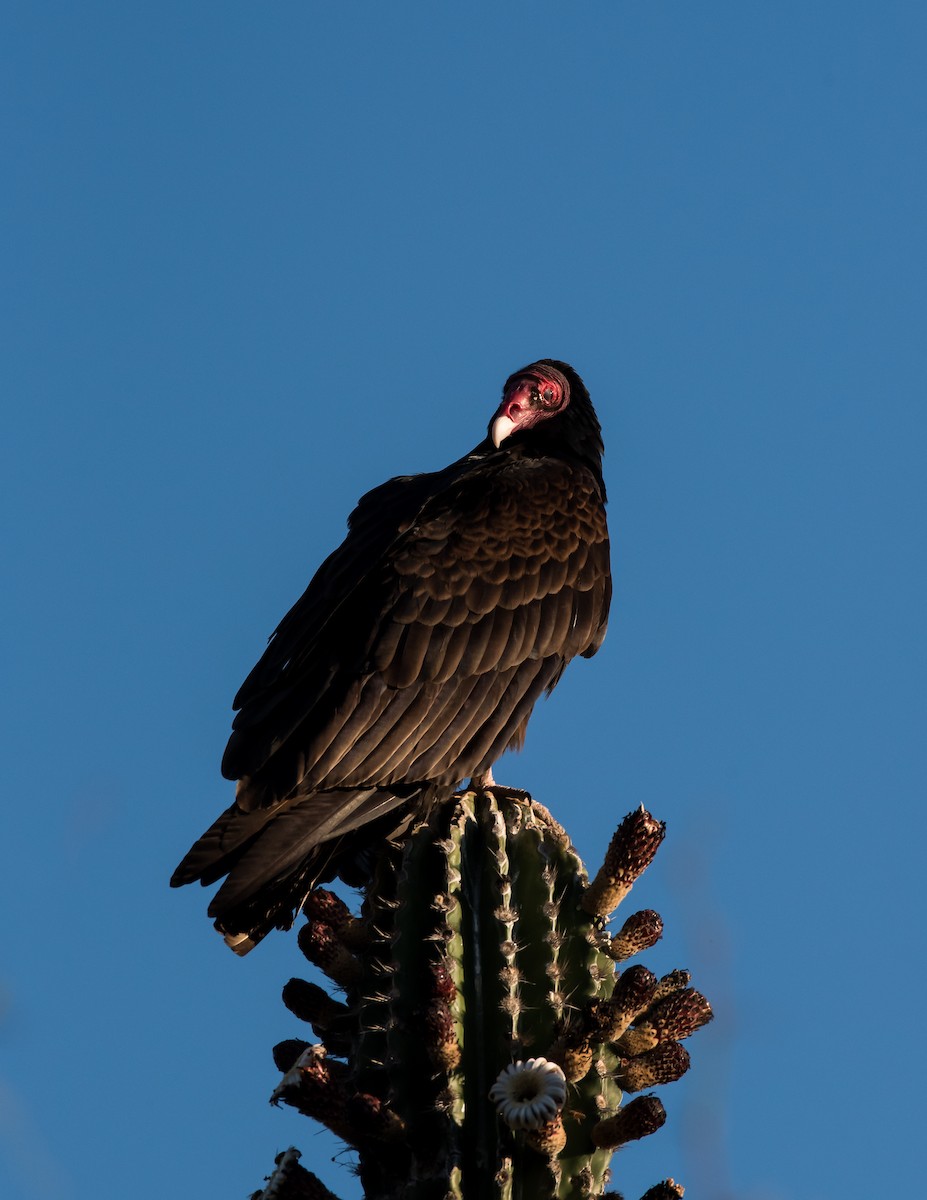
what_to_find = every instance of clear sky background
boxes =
[3,4,925,1198]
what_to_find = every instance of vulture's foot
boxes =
[468,768,532,803]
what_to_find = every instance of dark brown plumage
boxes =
[171,360,610,951]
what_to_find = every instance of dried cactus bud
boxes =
[639,1181,685,1200]
[582,808,666,918]
[302,888,353,929]
[273,1038,311,1073]
[271,1046,359,1146]
[608,910,664,961]
[421,955,462,1069]
[301,889,370,952]
[429,958,457,1002]
[251,1146,344,1200]
[548,1037,596,1083]
[346,1091,405,1142]
[525,1113,568,1156]
[651,969,691,1004]
[282,978,350,1028]
[654,988,712,1039]
[616,1028,658,1057]
[617,1043,691,1092]
[297,920,363,988]
[586,966,658,1042]
[271,1045,345,1096]
[619,989,713,1055]
[425,997,461,1070]
[592,1094,667,1149]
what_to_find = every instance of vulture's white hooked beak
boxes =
[491,414,517,448]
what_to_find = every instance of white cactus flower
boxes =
[489,1057,567,1130]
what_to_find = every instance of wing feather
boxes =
[455,659,548,770]
[404,673,489,777]
[499,598,541,670]
[341,682,449,782]
[216,455,609,816]
[428,619,474,683]
[454,609,497,676]
[386,621,436,689]
[429,669,524,775]
[174,374,613,952]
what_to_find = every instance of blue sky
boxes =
[3,4,925,1198]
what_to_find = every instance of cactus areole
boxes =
[268,790,712,1200]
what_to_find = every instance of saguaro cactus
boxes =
[253,790,711,1200]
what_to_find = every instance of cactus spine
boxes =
[258,790,711,1200]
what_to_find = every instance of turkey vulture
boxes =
[172,359,610,952]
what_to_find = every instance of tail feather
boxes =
[169,803,278,889]
[206,789,381,913]
[172,784,437,954]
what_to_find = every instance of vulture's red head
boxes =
[491,363,571,447]
[489,359,604,483]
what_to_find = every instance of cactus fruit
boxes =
[256,790,712,1200]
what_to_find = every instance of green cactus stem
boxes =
[257,789,712,1200]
